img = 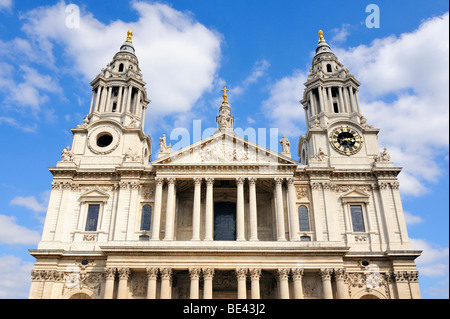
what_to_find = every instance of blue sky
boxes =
[0,0,448,299]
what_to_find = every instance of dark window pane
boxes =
[140,205,152,231]
[300,235,311,242]
[298,205,310,232]
[139,235,150,241]
[85,204,100,231]
[350,205,365,232]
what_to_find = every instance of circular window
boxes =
[361,260,370,267]
[81,260,89,266]
[97,133,113,147]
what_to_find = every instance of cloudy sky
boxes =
[0,0,448,298]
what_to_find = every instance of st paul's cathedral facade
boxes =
[28,30,421,299]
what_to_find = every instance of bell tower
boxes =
[63,30,152,168]
[299,30,385,168]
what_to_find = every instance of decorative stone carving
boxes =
[159,134,172,153]
[61,147,74,162]
[375,147,391,162]
[249,268,262,280]
[310,147,327,162]
[277,268,290,280]
[124,147,142,162]
[279,135,291,153]
[131,273,147,297]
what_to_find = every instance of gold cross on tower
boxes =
[126,30,133,42]
[221,86,229,103]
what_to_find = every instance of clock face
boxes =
[330,126,363,156]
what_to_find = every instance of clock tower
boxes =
[299,30,382,168]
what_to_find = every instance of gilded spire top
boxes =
[221,86,229,103]
[318,30,325,43]
[126,30,133,43]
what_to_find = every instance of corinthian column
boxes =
[164,177,176,241]
[274,178,286,241]
[146,268,158,299]
[117,268,131,299]
[278,268,290,299]
[160,268,172,299]
[335,269,349,299]
[103,268,116,299]
[205,178,214,241]
[189,268,201,299]
[248,177,258,241]
[192,177,202,241]
[249,268,261,299]
[320,268,333,299]
[287,178,300,241]
[236,268,248,299]
[292,268,304,299]
[236,177,245,241]
[151,177,164,241]
[203,268,214,299]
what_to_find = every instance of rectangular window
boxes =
[85,204,100,231]
[350,205,365,232]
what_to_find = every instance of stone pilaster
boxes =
[146,268,158,299]
[117,268,131,299]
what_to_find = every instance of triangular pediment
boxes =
[340,188,370,203]
[79,188,110,202]
[153,131,297,166]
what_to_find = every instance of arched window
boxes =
[326,64,332,72]
[118,63,124,72]
[140,205,152,231]
[298,205,310,232]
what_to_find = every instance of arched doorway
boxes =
[70,293,92,299]
[360,294,380,299]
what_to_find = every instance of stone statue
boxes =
[61,146,74,162]
[279,136,291,153]
[376,147,391,162]
[159,134,171,153]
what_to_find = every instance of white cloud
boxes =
[411,238,449,278]
[232,59,270,97]
[0,0,12,11]
[20,0,222,123]
[261,70,307,138]
[10,196,47,213]
[330,24,352,43]
[404,211,424,226]
[0,215,41,245]
[0,255,34,299]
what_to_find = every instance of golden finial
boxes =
[318,30,325,43]
[126,30,133,42]
[221,86,229,103]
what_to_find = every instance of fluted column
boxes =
[160,268,172,299]
[292,268,304,299]
[287,178,300,241]
[318,86,324,113]
[335,269,349,299]
[248,177,258,241]
[189,268,201,299]
[236,177,245,241]
[164,177,176,241]
[236,268,248,299]
[205,178,214,241]
[203,268,214,299]
[146,268,158,299]
[192,178,202,241]
[126,86,133,113]
[116,86,123,112]
[117,268,131,299]
[278,268,290,299]
[103,268,116,299]
[249,268,261,299]
[274,178,286,241]
[151,177,164,241]
[94,86,102,112]
[320,269,333,299]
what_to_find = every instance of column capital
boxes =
[146,267,159,280]
[206,177,215,186]
[292,268,304,280]
[155,177,164,185]
[193,177,203,185]
[189,268,201,280]
[236,177,245,185]
[287,177,295,185]
[248,177,257,185]
[249,268,261,280]
[277,268,290,280]
[319,268,332,281]
[105,267,117,280]
[236,268,248,280]
[334,268,347,281]
[167,177,176,185]
[202,268,215,280]
[160,267,173,280]
[274,177,284,185]
[118,267,131,280]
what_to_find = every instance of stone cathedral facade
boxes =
[29,30,421,299]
